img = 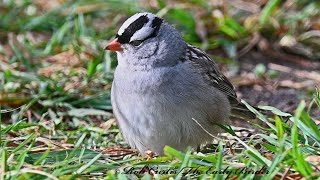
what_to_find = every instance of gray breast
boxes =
[111,61,230,154]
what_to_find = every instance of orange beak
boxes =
[104,39,123,51]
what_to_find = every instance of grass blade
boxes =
[259,0,280,26]
[291,101,313,177]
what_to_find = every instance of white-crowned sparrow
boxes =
[105,12,255,155]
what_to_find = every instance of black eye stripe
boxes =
[117,15,149,44]
[152,17,163,28]
[117,15,163,44]
[147,17,163,39]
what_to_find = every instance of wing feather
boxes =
[186,44,239,105]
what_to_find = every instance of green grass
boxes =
[2,101,320,179]
[0,0,320,179]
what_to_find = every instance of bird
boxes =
[104,12,255,155]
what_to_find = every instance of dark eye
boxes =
[130,40,143,46]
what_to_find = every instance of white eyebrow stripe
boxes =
[130,26,154,41]
[118,13,149,36]
[129,14,156,41]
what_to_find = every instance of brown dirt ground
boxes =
[233,50,320,119]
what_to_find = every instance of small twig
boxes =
[238,32,260,58]
[280,166,292,180]
[0,61,37,80]
[228,0,261,13]
[263,49,320,69]
[0,105,24,113]
[268,63,320,82]
[102,147,137,154]
[277,173,295,180]
[27,110,32,123]
[36,137,69,149]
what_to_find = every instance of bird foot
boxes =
[145,150,156,160]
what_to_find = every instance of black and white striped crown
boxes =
[116,13,163,44]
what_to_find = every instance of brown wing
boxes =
[185,44,239,105]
